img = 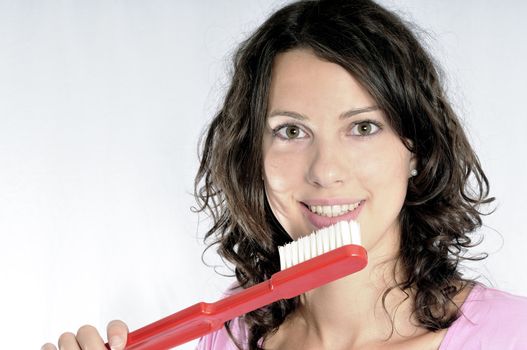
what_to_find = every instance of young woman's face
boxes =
[262,49,415,255]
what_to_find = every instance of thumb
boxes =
[106,319,129,350]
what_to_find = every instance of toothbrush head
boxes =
[278,220,361,271]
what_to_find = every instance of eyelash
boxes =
[271,120,382,141]
[349,119,382,136]
[272,123,309,141]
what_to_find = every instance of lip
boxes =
[300,200,365,230]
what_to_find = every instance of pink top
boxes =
[197,284,527,349]
[439,284,527,349]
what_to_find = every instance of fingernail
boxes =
[109,336,123,349]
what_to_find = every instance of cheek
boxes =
[263,147,308,238]
[263,158,289,194]
[356,151,409,189]
[263,148,304,194]
[356,145,411,217]
[263,149,290,210]
[352,146,411,251]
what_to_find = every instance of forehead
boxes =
[267,49,376,114]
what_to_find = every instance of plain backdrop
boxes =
[1,1,526,349]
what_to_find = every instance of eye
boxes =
[273,124,308,140]
[350,121,381,136]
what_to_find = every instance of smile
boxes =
[308,202,361,217]
[301,200,364,230]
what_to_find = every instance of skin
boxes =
[262,49,415,254]
[40,320,128,350]
[261,49,465,350]
[41,49,469,350]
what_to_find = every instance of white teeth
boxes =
[308,202,361,217]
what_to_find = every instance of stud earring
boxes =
[410,169,418,177]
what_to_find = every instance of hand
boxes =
[41,319,129,350]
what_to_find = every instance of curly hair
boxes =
[194,0,494,348]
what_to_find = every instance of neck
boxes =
[295,229,422,348]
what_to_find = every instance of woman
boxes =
[41,0,527,349]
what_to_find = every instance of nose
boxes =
[306,139,347,188]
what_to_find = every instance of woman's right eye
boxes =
[273,124,308,140]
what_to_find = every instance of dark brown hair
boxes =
[195,0,494,348]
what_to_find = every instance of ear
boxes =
[403,138,418,177]
[410,153,417,169]
[408,153,418,178]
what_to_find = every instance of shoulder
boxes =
[464,284,527,322]
[441,283,527,350]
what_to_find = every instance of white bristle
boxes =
[336,222,343,247]
[316,232,323,255]
[310,233,317,260]
[303,236,311,260]
[342,221,352,245]
[329,225,336,251]
[298,236,306,263]
[322,232,329,253]
[278,220,361,270]
[292,242,299,266]
[296,238,302,264]
[285,244,293,269]
[279,245,285,271]
[350,220,361,245]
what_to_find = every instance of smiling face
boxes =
[262,49,416,256]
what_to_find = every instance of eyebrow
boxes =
[268,105,379,120]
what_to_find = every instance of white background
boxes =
[1,1,526,349]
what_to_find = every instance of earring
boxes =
[410,169,418,177]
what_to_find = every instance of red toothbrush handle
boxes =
[106,244,367,350]
[113,303,223,350]
[116,281,280,350]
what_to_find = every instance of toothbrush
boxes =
[108,220,367,350]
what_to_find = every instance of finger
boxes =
[58,332,81,350]
[76,325,106,349]
[106,319,129,350]
[40,343,57,350]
